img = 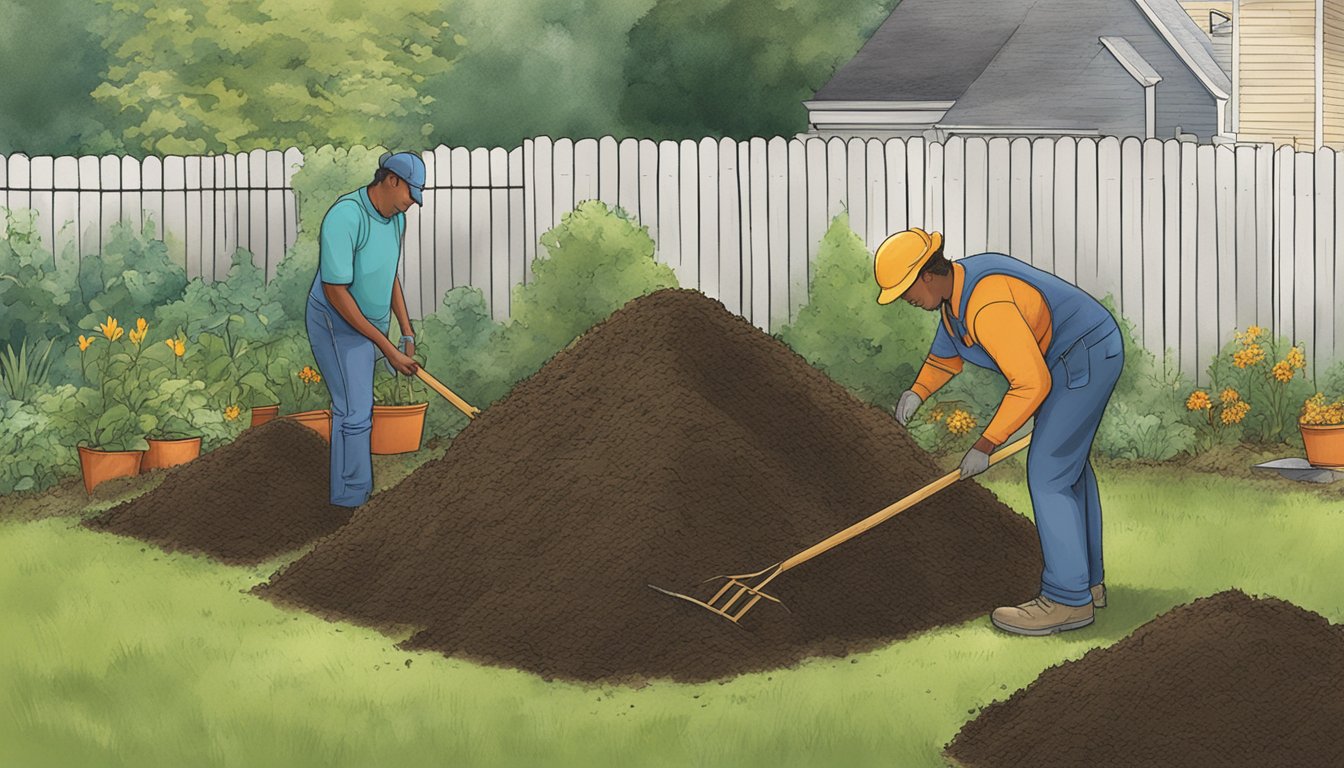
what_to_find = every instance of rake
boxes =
[415,367,481,419]
[649,433,1032,624]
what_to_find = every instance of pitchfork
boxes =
[649,433,1032,624]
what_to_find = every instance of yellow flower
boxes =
[929,407,945,423]
[1219,388,1239,404]
[1272,360,1294,383]
[1186,390,1212,411]
[77,334,93,352]
[224,405,241,421]
[98,316,124,342]
[1232,344,1265,369]
[165,337,185,357]
[1286,346,1305,369]
[1302,393,1344,426]
[298,365,321,384]
[135,317,147,334]
[1238,325,1264,344]
[1221,400,1251,425]
[945,409,977,436]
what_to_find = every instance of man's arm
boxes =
[322,283,419,375]
[970,301,1050,452]
[390,276,415,359]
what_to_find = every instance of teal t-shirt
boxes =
[316,188,404,324]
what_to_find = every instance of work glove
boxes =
[959,447,991,479]
[893,389,922,426]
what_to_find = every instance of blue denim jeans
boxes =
[305,292,384,507]
[1028,323,1124,606]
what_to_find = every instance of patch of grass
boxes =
[1,465,1341,767]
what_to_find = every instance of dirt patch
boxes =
[257,288,1044,683]
[85,419,351,564]
[945,590,1344,768]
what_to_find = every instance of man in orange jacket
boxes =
[877,228,1123,635]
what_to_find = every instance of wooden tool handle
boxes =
[414,367,481,419]
[777,433,1032,574]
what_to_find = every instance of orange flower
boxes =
[1221,400,1251,425]
[98,316,124,342]
[165,337,185,357]
[224,405,241,421]
[1186,390,1212,411]
[1219,388,1239,405]
[945,409,977,436]
[1272,360,1294,383]
[1233,344,1265,369]
[1286,346,1306,370]
[77,334,93,352]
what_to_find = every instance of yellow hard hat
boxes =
[874,227,943,305]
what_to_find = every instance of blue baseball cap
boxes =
[378,151,425,205]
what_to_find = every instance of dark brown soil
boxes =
[85,419,350,564]
[256,288,1044,683]
[946,590,1344,768]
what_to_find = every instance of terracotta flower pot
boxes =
[77,445,144,495]
[142,436,203,471]
[1300,422,1344,468]
[371,402,429,455]
[285,409,332,442]
[251,404,281,427]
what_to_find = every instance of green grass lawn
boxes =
[2,461,1342,768]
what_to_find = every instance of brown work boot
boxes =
[1091,583,1106,608]
[991,595,1095,636]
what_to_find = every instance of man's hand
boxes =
[387,348,419,376]
[959,447,991,479]
[893,389,922,426]
[404,339,415,360]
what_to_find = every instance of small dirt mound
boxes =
[945,590,1344,768]
[257,288,1043,682]
[85,419,350,564]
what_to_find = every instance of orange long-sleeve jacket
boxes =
[911,263,1054,446]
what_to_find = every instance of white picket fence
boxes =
[2,136,1342,382]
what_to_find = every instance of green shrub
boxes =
[0,394,77,494]
[76,219,186,330]
[416,286,503,440]
[0,338,57,403]
[1197,325,1313,446]
[0,209,78,352]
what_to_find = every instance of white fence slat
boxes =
[283,148,302,267]
[6,155,30,223]
[738,140,753,320]
[618,138,639,221]
[944,136,965,259]
[45,157,70,263]
[508,146,525,307]
[1255,145,1274,327]
[1196,145,1219,375]
[218,155,234,270]
[470,147,493,316]
[865,138,887,251]
[553,138,575,228]
[906,137,925,228]
[749,137,769,329]
[1031,137,1055,274]
[121,157,142,231]
[807,138,829,267]
[1141,139,1164,353]
[1074,139,1099,293]
[790,139,810,320]
[1163,140,1183,364]
[1336,150,1344,364]
[826,137,846,221]
[846,137,867,247]
[450,146,472,291]
[717,137,742,315]
[1214,146,1236,346]
[598,135,619,208]
[248,149,268,271]
[1179,142,1198,380]
[638,139,658,248]
[964,137,988,256]
[1120,138,1142,330]
[768,136,789,329]
[925,138,944,236]
[1275,146,1295,340]
[100,156,121,257]
[522,139,535,281]
[679,139,700,290]
[0,154,8,214]
[432,146,452,300]
[1096,137,1122,305]
[885,138,908,235]
[658,140,682,273]
[1053,138,1077,283]
[233,152,250,268]
[1315,149,1336,369]
[264,151,284,281]
[698,137,720,300]
[197,157,215,283]
[490,147,510,322]
[530,137,553,282]
[165,156,189,272]
[183,156,202,280]
[1234,145,1259,329]
[1009,137,1031,262]
[574,137,598,205]
[1294,150,1315,360]
[986,138,1011,254]
[77,156,100,260]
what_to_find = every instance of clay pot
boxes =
[250,404,281,427]
[1300,422,1344,468]
[142,436,203,471]
[77,445,144,495]
[285,409,332,442]
[371,403,429,455]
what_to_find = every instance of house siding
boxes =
[1180,1,1234,33]
[1237,0,1318,148]
[1326,0,1344,146]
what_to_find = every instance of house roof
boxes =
[812,0,1038,102]
[814,0,1232,112]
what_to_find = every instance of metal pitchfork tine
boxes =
[648,433,1032,624]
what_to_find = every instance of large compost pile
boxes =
[258,289,1043,682]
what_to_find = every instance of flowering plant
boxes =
[1200,325,1311,443]
[1300,393,1344,426]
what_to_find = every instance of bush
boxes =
[76,219,186,330]
[0,209,78,352]
[1191,325,1313,447]
[416,286,504,440]
[0,395,77,494]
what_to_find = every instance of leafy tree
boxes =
[621,0,895,138]
[91,0,465,154]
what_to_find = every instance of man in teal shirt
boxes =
[306,152,423,507]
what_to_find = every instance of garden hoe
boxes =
[414,367,481,419]
[649,433,1032,624]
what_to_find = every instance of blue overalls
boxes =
[928,254,1124,607]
